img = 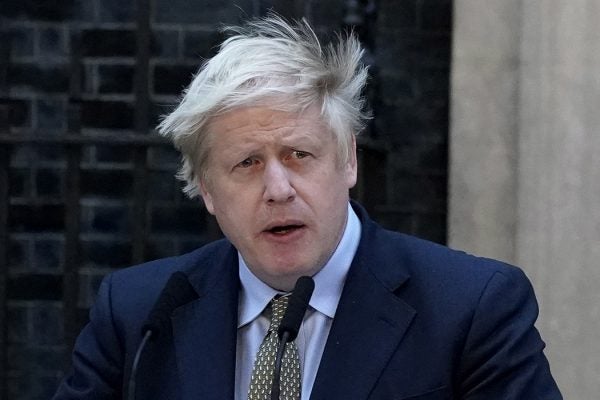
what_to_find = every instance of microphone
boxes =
[277,276,315,341]
[271,276,315,400]
[140,271,198,340]
[128,271,198,400]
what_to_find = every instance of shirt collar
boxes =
[238,202,361,327]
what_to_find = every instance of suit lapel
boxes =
[310,203,417,400]
[310,263,415,399]
[171,243,239,400]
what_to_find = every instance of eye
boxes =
[291,150,310,159]
[236,158,255,168]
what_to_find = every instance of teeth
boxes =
[270,225,298,234]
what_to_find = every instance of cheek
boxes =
[210,188,251,225]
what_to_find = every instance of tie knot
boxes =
[269,295,289,332]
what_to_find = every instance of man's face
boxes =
[198,105,357,291]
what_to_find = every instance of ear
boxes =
[345,135,358,189]
[198,178,215,215]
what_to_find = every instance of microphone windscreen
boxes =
[141,271,198,340]
[278,276,315,341]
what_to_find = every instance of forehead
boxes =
[205,105,328,146]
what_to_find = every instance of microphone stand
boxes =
[127,330,152,400]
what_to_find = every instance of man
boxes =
[53,16,562,399]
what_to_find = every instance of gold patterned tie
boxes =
[248,295,301,400]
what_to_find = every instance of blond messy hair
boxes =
[158,14,370,198]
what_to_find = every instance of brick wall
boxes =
[0,0,452,398]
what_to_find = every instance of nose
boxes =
[262,160,296,204]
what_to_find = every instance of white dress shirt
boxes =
[235,203,361,400]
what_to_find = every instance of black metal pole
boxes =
[0,37,11,400]
[132,0,151,265]
[62,30,83,360]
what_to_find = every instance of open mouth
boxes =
[267,224,304,235]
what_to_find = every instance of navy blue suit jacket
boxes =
[53,203,561,399]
